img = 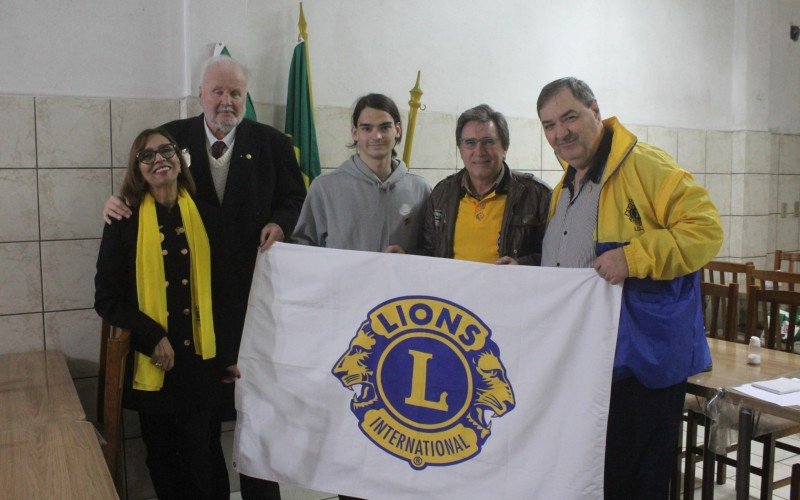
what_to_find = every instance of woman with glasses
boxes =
[95,128,234,499]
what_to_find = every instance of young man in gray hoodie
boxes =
[292,93,430,252]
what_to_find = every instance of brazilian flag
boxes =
[285,40,321,187]
[216,45,258,121]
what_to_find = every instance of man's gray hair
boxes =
[199,55,249,87]
[536,77,596,115]
[456,104,510,151]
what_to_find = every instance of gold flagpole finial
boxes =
[298,2,308,41]
[403,71,425,168]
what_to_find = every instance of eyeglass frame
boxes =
[459,136,501,150]
[136,143,179,164]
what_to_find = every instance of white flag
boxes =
[234,243,622,499]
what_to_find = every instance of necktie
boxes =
[211,141,227,159]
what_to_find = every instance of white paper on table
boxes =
[734,378,800,406]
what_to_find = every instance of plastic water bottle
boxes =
[747,336,761,365]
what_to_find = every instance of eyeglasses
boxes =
[460,137,500,150]
[137,144,178,164]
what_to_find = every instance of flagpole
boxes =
[298,3,316,110]
[403,71,424,168]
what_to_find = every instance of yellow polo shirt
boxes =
[453,190,507,263]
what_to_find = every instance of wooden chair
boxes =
[774,250,800,273]
[702,260,755,287]
[676,282,739,499]
[96,320,131,498]
[701,282,739,341]
[710,287,800,499]
[746,286,800,352]
[753,268,800,294]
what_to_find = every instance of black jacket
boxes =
[161,115,307,350]
[94,200,235,412]
[419,164,551,265]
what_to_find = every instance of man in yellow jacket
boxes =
[537,77,722,499]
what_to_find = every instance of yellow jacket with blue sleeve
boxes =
[548,117,723,388]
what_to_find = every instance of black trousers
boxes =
[139,408,229,499]
[604,377,687,500]
[240,474,281,499]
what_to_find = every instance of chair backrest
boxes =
[703,260,754,288]
[97,320,130,498]
[701,282,739,341]
[752,269,800,293]
[745,286,800,352]
[774,250,800,273]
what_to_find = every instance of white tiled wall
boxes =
[1,92,799,499]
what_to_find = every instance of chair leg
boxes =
[760,436,776,500]
[716,457,727,484]
[701,416,716,499]
[684,410,700,500]
[790,463,800,500]
[670,416,685,500]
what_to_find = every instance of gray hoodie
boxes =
[292,155,431,253]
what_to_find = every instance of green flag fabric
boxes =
[217,45,258,121]
[285,40,321,186]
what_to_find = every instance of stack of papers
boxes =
[735,377,800,406]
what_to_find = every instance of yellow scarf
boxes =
[133,190,216,391]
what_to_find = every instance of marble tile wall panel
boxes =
[729,215,770,258]
[768,214,778,256]
[776,216,799,253]
[779,134,800,175]
[731,174,771,216]
[0,169,39,242]
[184,96,201,119]
[705,174,732,215]
[626,124,648,142]
[505,116,541,173]
[717,216,731,258]
[112,168,127,196]
[405,111,457,171]
[0,242,42,314]
[35,96,110,168]
[111,99,181,168]
[733,131,772,174]
[540,132,562,173]
[253,102,285,131]
[38,169,111,240]
[706,131,733,174]
[413,168,455,188]
[0,95,36,168]
[44,308,101,377]
[314,106,353,170]
[41,239,100,311]
[0,313,44,354]
[677,128,706,174]
[647,127,678,159]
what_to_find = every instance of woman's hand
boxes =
[151,337,175,371]
[222,364,241,384]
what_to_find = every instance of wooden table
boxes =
[0,350,117,499]
[687,339,800,499]
[0,350,86,428]
[0,420,118,499]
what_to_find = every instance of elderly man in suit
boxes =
[104,55,306,500]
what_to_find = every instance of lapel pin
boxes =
[245,154,252,160]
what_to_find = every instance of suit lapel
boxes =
[186,115,221,207]
[222,120,256,219]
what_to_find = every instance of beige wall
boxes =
[1,92,799,498]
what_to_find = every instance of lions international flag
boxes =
[234,244,622,499]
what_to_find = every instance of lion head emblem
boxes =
[332,321,378,410]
